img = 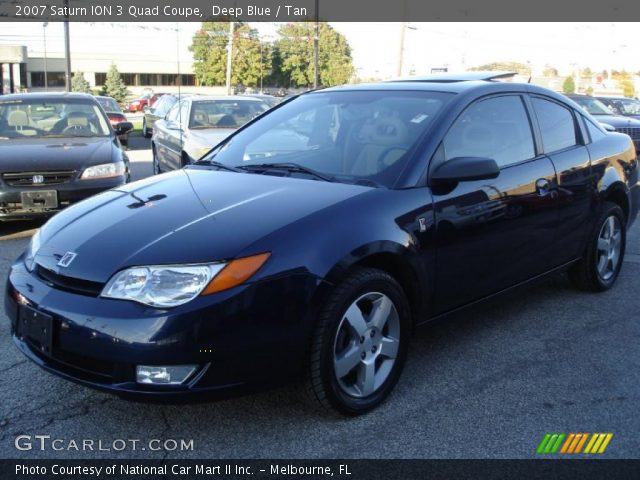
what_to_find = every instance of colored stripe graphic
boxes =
[539,433,613,454]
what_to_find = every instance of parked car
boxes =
[151,96,269,174]
[95,95,132,146]
[565,94,640,153]
[0,93,130,221]
[596,96,640,120]
[6,74,638,414]
[124,93,166,113]
[242,94,280,108]
[141,93,193,139]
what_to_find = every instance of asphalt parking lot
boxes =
[1,132,639,459]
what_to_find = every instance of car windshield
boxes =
[97,97,121,113]
[610,98,640,115]
[201,90,453,187]
[189,100,269,129]
[572,96,611,115]
[0,98,111,139]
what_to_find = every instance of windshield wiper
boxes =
[192,159,244,173]
[239,162,336,182]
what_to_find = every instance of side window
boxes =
[531,97,577,153]
[166,103,180,122]
[178,101,189,126]
[443,95,535,168]
[585,118,606,142]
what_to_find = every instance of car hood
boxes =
[0,137,115,173]
[593,114,640,128]
[186,128,237,146]
[35,169,370,283]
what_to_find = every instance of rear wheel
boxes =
[569,201,626,292]
[303,268,410,415]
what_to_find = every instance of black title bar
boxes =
[1,0,639,22]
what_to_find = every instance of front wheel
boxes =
[152,144,161,175]
[303,268,411,415]
[569,201,626,292]
[142,119,151,138]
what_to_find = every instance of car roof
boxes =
[188,95,266,102]
[0,92,97,102]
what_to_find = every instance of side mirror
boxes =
[431,157,500,183]
[116,122,133,134]
[166,121,182,131]
[600,123,616,132]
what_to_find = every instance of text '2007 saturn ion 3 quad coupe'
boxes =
[5,73,639,414]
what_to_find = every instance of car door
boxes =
[529,95,593,267]
[154,102,181,171]
[431,94,559,314]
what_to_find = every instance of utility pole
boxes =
[63,0,71,92]
[313,0,319,88]
[42,22,48,91]
[397,22,406,77]
[226,22,234,95]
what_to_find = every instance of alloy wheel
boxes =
[333,292,400,398]
[596,215,622,281]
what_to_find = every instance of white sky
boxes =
[1,22,639,79]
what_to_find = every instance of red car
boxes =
[124,93,166,113]
[95,96,133,146]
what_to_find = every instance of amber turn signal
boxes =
[201,253,271,295]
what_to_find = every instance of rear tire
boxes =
[302,267,411,415]
[569,201,626,292]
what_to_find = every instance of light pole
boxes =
[226,22,234,95]
[63,0,71,92]
[313,0,319,88]
[397,23,417,77]
[42,22,48,91]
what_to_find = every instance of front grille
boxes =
[2,170,76,187]
[36,264,104,297]
[615,127,640,141]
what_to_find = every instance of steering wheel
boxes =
[62,124,92,135]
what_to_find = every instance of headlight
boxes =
[101,253,270,308]
[24,230,41,272]
[81,162,125,180]
[102,264,225,308]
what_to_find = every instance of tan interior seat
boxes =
[7,110,37,136]
[351,116,409,176]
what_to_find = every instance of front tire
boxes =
[303,268,411,415]
[152,144,161,175]
[142,119,151,138]
[569,201,626,292]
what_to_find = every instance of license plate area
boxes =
[18,305,53,355]
[20,190,58,209]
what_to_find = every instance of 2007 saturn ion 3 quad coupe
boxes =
[5,73,640,414]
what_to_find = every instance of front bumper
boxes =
[5,257,321,399]
[0,177,126,220]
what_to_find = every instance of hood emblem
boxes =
[57,252,77,268]
[32,175,44,184]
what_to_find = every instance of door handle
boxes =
[535,178,550,196]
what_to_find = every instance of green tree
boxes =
[562,76,576,94]
[581,67,593,77]
[104,64,127,103]
[275,22,354,88]
[542,65,558,77]
[469,61,530,76]
[71,71,90,94]
[190,22,272,88]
